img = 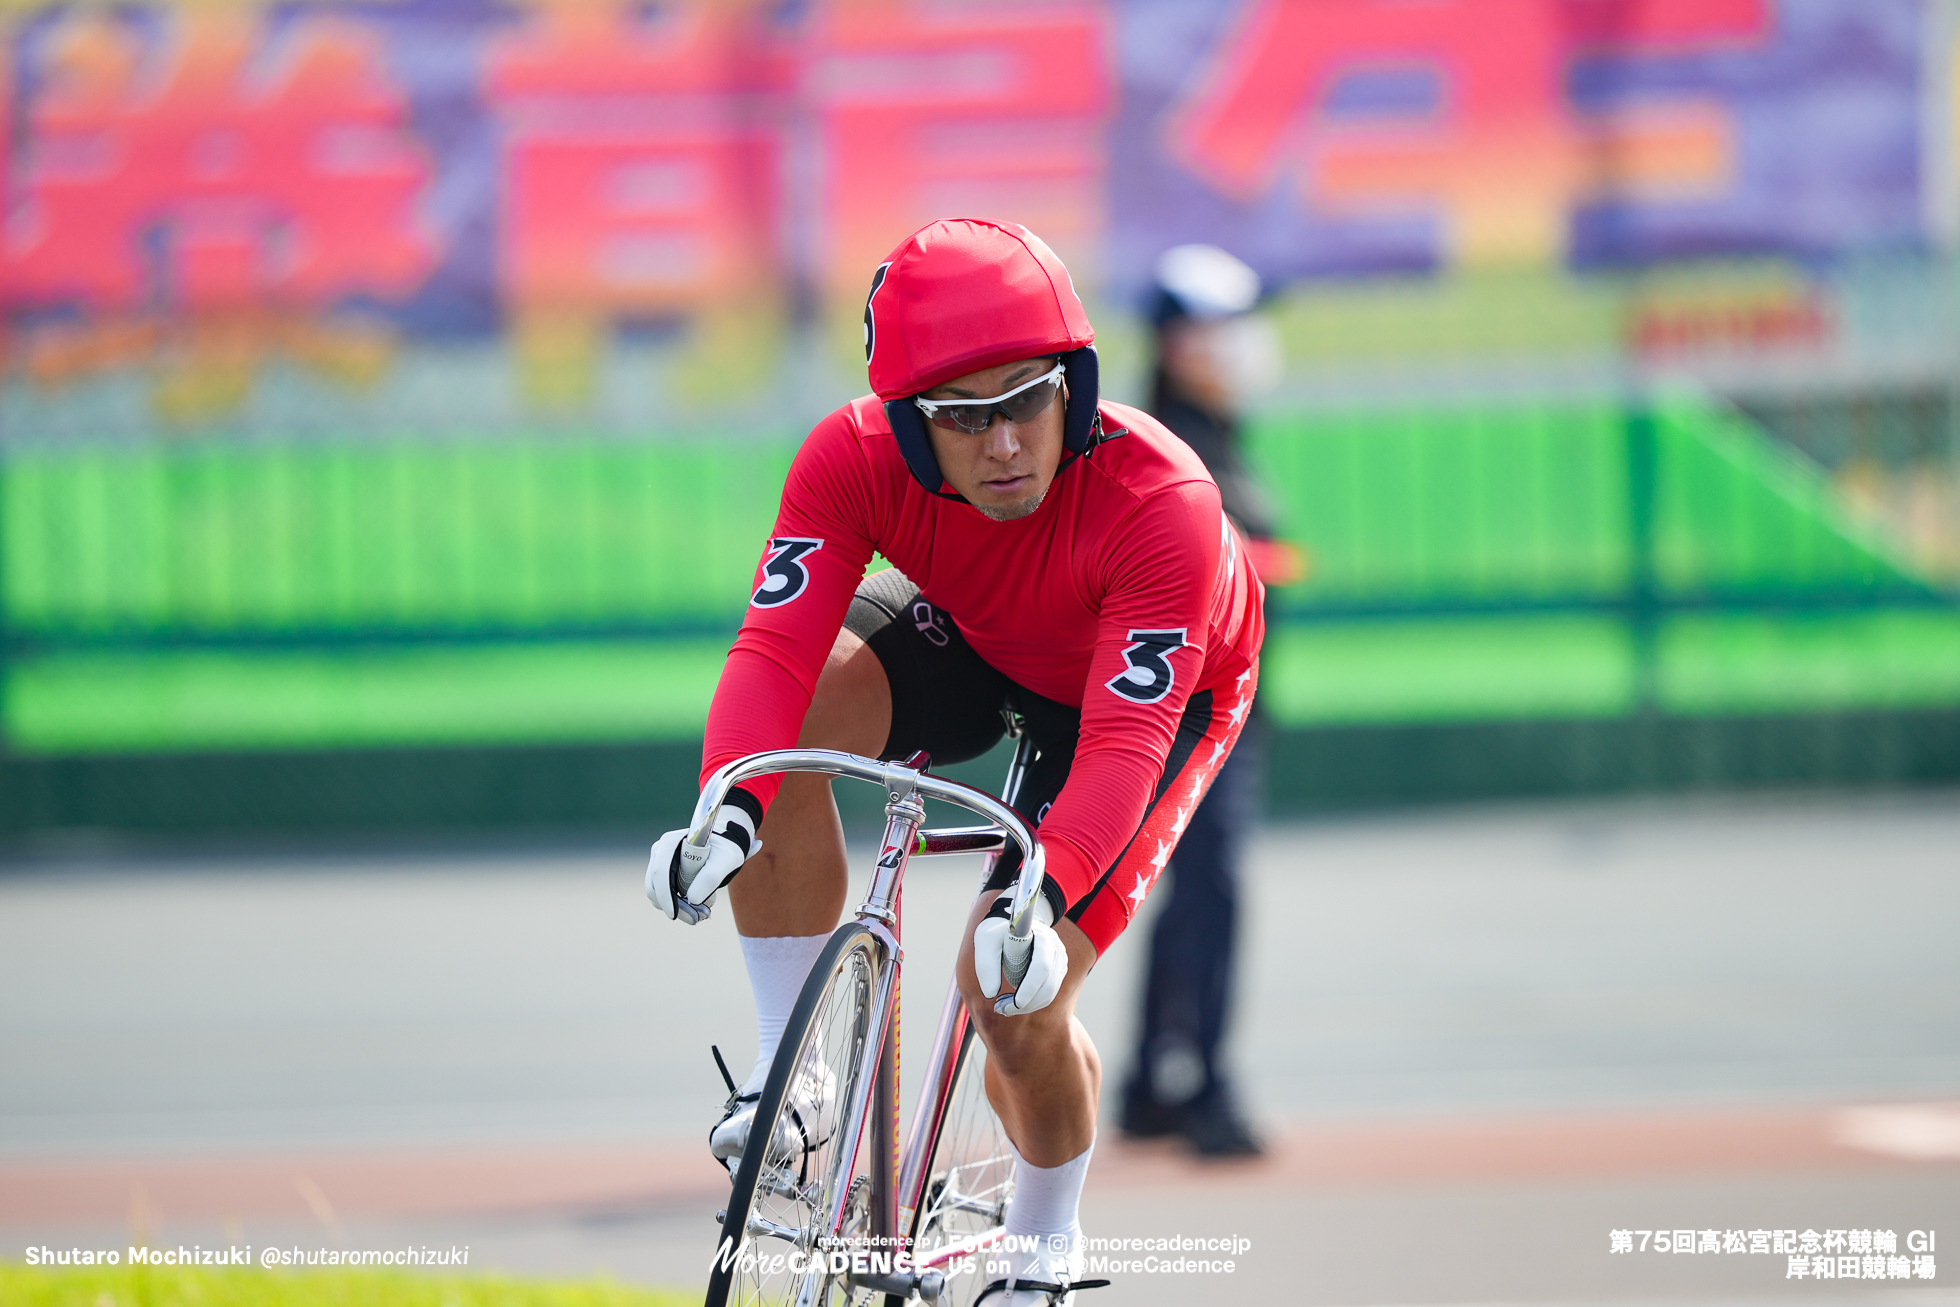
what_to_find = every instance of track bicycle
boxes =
[695,726,1051,1307]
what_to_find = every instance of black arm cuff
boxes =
[723,786,765,829]
[989,874,1069,926]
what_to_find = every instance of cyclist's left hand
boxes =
[973,892,1067,1016]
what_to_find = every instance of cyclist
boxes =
[647,217,1264,1306]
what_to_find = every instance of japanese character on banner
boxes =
[484,0,794,409]
[1166,0,1766,269]
[806,0,1111,352]
[3,7,436,420]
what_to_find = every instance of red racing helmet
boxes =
[863,218,1104,496]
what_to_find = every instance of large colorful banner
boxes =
[0,0,1939,436]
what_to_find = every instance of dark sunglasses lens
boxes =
[1000,376,1060,422]
[923,372,1060,432]
[928,405,994,433]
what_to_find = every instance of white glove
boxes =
[646,792,763,925]
[973,891,1067,1016]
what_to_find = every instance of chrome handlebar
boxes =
[688,748,1046,945]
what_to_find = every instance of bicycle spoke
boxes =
[908,1031,1016,1306]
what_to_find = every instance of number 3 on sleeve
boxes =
[751,537,824,608]
[1105,628,1187,704]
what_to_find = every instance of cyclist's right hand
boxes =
[973,891,1067,1016]
[646,789,764,925]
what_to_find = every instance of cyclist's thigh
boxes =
[798,621,892,756]
[848,569,1013,766]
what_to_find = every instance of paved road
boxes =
[3,788,1957,1301]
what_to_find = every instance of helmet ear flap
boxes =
[886,397,954,496]
[1061,345,1100,454]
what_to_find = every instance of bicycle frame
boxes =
[691,736,1040,1299]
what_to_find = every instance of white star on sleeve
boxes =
[1130,840,1174,905]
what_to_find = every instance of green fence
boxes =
[1,439,793,752]
[2,396,1957,763]
[1248,398,1960,728]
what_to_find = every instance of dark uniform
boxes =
[1118,370,1274,1157]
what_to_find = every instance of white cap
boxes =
[1153,244,1262,320]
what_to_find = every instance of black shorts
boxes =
[844,568,1230,942]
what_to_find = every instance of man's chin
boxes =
[973,489,1046,522]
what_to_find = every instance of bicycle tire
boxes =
[706,921,885,1307]
[904,1018,1016,1306]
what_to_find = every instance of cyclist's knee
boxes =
[964,994,1069,1075]
[957,940,1092,1076]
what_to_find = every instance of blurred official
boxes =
[1119,245,1303,1158]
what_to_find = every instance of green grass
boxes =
[1263,610,1960,727]
[4,639,730,753]
[1660,610,1960,714]
[0,1264,690,1307]
[1263,616,1638,725]
[16,610,1958,751]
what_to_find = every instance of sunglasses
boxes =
[913,362,1065,434]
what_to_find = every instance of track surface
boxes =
[3,789,1957,1303]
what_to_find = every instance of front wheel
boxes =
[706,923,884,1307]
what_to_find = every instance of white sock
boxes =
[1003,1135,1092,1264]
[737,932,831,1095]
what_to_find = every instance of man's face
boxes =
[920,357,1066,522]
[1160,313,1282,418]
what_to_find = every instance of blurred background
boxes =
[1,0,1956,1302]
[2,0,1956,826]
